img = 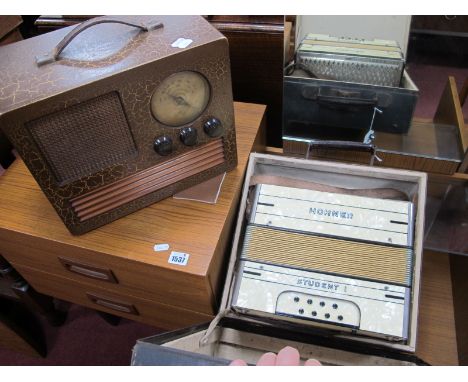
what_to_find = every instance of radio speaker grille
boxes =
[27,92,137,185]
[71,138,225,222]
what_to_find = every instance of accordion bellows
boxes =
[242,225,413,287]
[296,33,405,87]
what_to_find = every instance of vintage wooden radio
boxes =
[0,16,237,234]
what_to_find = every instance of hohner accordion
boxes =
[127,154,427,365]
[232,183,415,342]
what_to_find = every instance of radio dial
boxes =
[203,117,223,137]
[179,126,198,146]
[153,136,173,156]
[150,71,211,127]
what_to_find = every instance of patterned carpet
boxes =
[407,63,468,120]
[0,303,161,365]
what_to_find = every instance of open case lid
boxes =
[132,320,428,366]
[217,153,426,354]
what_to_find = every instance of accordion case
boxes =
[0,16,237,234]
[283,68,419,139]
[132,153,428,366]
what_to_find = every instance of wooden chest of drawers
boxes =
[0,102,266,330]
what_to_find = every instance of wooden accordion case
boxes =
[0,16,237,234]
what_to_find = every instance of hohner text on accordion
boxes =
[250,184,414,246]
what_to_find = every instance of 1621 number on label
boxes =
[168,251,190,266]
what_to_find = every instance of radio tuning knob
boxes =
[179,126,198,146]
[203,117,223,137]
[153,136,173,156]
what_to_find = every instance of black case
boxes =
[282,70,419,141]
[131,319,428,366]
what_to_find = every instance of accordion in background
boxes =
[296,33,405,87]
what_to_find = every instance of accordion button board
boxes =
[232,183,416,341]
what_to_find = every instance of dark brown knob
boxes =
[180,127,198,146]
[153,136,173,156]
[203,117,223,137]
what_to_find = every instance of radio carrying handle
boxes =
[35,16,164,66]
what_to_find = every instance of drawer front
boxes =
[0,232,214,315]
[14,263,213,330]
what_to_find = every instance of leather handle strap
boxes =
[317,93,378,107]
[36,16,164,66]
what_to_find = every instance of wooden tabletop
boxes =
[416,250,458,365]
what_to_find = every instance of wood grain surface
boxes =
[416,250,458,365]
[450,254,468,365]
[0,16,23,41]
[284,117,462,175]
[14,263,213,330]
[434,77,468,172]
[209,16,284,147]
[0,102,266,317]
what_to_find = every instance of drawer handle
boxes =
[58,257,118,283]
[86,293,139,316]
